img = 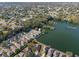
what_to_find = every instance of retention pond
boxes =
[38,21,79,55]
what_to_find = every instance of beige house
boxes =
[22,47,29,53]
[10,45,17,53]
[11,41,21,49]
[7,49,13,56]
[18,52,24,57]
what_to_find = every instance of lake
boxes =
[38,21,79,55]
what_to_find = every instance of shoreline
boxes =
[37,21,79,56]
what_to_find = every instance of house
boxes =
[7,49,13,56]
[24,35,30,41]
[53,50,60,57]
[26,29,41,39]
[45,47,50,56]
[59,52,67,57]
[35,44,42,52]
[60,54,67,57]
[40,46,46,57]
[18,52,24,57]
[0,48,9,57]
[22,47,29,53]
[46,48,55,57]
[20,40,25,46]
[20,37,27,45]
[14,54,19,57]
[23,37,28,43]
[35,50,39,56]
[11,41,21,49]
[10,45,17,53]
[75,55,79,57]
[0,48,3,57]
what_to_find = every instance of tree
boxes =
[23,19,31,29]
[47,15,53,21]
[15,49,21,54]
[2,41,8,47]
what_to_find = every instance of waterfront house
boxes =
[75,55,79,57]
[53,50,60,57]
[46,48,55,57]
[35,44,42,52]
[60,54,67,57]
[45,47,50,56]
[59,52,67,57]
[35,50,39,56]
[27,29,41,39]
[40,46,46,57]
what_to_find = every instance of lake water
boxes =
[38,21,79,55]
